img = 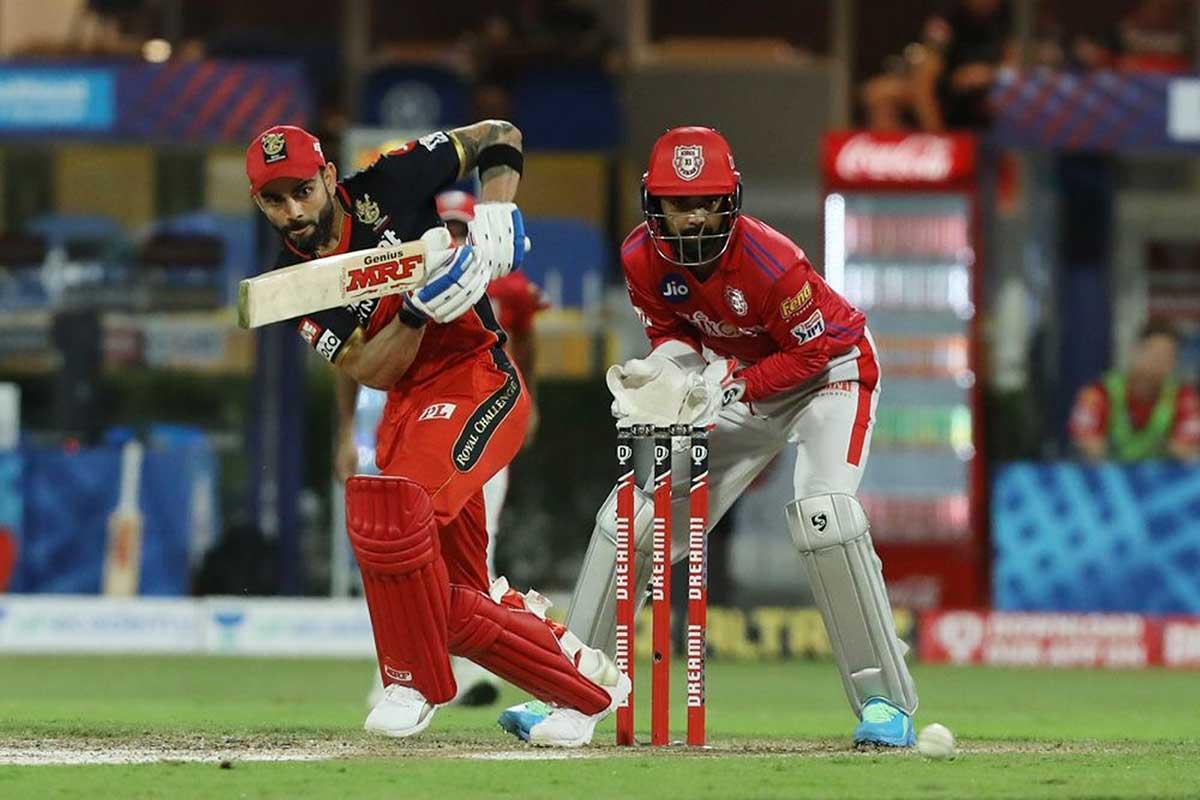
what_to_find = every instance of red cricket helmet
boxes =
[641,126,742,266]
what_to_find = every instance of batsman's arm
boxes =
[450,120,523,202]
[336,317,426,391]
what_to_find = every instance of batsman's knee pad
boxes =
[786,492,917,716]
[448,577,611,715]
[346,476,456,704]
[563,484,659,656]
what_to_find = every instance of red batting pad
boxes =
[346,475,457,704]
[448,585,609,715]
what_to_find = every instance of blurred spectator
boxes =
[1069,319,1200,463]
[861,0,1015,132]
[1075,0,1192,74]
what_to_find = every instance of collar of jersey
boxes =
[283,184,355,260]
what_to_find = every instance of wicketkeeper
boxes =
[501,126,918,747]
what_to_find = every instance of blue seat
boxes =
[361,65,470,130]
[522,217,608,308]
[151,212,257,304]
[514,67,620,150]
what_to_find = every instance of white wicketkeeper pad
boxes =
[785,493,918,716]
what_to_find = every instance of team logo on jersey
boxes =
[673,145,704,181]
[779,282,813,319]
[298,318,322,346]
[790,309,826,346]
[418,402,457,422]
[725,286,748,316]
[355,194,381,226]
[660,273,690,303]
[261,132,287,163]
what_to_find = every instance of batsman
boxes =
[502,127,917,747]
[246,120,627,744]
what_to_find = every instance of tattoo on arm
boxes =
[451,119,521,182]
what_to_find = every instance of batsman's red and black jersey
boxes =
[275,131,508,388]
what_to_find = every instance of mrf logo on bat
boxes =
[343,250,424,296]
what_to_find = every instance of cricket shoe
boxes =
[364,684,437,738]
[853,697,915,747]
[498,670,632,748]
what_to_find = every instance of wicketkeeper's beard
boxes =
[282,187,336,254]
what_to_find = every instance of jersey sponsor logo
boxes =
[779,282,813,319]
[347,298,378,326]
[684,310,766,339]
[418,131,449,151]
[315,329,342,361]
[261,132,287,163]
[672,145,704,181]
[343,254,424,295]
[790,309,825,346]
[452,368,521,472]
[418,402,457,422]
[660,273,690,303]
[298,318,322,346]
[354,194,381,226]
[725,286,748,316]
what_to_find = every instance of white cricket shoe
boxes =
[528,670,631,747]
[364,684,436,738]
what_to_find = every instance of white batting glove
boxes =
[404,227,490,324]
[468,202,527,279]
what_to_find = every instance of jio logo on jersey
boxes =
[660,273,690,303]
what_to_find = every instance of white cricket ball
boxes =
[916,723,956,759]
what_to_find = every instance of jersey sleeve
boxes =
[622,253,702,354]
[1171,384,1200,450]
[737,257,833,402]
[369,130,463,200]
[1068,382,1109,443]
[296,306,361,364]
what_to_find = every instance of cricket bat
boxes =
[103,440,144,596]
[237,241,430,329]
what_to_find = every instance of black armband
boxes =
[477,144,523,176]
[399,297,429,329]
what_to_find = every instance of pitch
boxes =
[1,655,1195,799]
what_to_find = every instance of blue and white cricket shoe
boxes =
[498,671,631,747]
[853,697,916,747]
[497,700,553,743]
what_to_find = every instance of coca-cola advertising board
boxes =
[821,130,985,609]
[823,131,977,190]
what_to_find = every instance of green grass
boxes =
[1,656,1197,799]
